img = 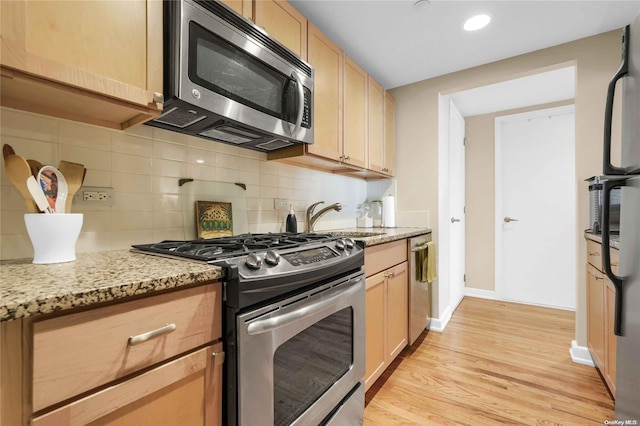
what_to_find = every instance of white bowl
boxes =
[24,214,83,264]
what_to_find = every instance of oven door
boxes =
[236,271,365,426]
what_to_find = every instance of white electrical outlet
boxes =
[274,198,288,210]
[75,186,115,207]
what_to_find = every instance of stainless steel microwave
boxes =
[147,0,314,152]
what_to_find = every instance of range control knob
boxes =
[264,249,281,266]
[345,238,355,250]
[245,252,263,270]
[335,239,346,251]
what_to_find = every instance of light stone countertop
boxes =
[326,227,432,246]
[0,250,223,322]
[584,231,620,249]
[0,228,430,323]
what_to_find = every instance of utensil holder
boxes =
[24,214,83,264]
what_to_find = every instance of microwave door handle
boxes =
[601,178,627,336]
[603,25,630,176]
[290,71,304,137]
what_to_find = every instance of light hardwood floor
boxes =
[364,297,614,425]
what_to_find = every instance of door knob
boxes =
[504,217,519,223]
[451,217,461,223]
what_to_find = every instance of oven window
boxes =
[273,307,353,426]
[188,22,298,122]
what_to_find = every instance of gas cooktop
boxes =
[132,232,340,262]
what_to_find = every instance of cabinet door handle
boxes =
[152,92,164,104]
[212,351,226,365]
[344,155,351,161]
[129,323,176,346]
[588,251,600,256]
[595,276,604,281]
[385,271,395,278]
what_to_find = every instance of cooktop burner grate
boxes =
[132,233,337,262]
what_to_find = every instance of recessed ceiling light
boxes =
[413,0,430,9]
[464,14,491,31]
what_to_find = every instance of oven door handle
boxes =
[246,277,363,335]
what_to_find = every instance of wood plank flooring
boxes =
[364,297,614,425]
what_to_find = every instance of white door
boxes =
[449,101,466,311]
[496,105,576,309]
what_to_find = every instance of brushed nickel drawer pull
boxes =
[129,323,176,346]
[595,276,604,281]
[588,251,600,256]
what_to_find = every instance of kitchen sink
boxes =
[329,231,386,238]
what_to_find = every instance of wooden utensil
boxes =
[2,144,15,160]
[27,159,43,177]
[4,154,38,212]
[59,160,86,213]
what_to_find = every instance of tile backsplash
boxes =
[0,107,374,260]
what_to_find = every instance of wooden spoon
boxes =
[2,144,15,160]
[4,154,38,213]
[59,160,86,213]
[27,159,43,177]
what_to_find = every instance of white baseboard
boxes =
[465,288,495,300]
[569,340,595,367]
[428,305,452,332]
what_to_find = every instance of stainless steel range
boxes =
[132,233,365,425]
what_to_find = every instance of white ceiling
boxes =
[289,0,640,90]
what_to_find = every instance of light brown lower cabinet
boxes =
[32,342,223,426]
[585,237,618,396]
[0,283,223,426]
[364,240,408,391]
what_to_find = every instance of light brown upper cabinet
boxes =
[343,56,368,169]
[0,0,163,130]
[383,91,396,176]
[368,77,384,173]
[254,0,307,60]
[306,23,343,162]
[220,0,253,20]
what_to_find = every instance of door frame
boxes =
[434,94,466,332]
[494,104,576,303]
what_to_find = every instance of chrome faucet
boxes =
[306,201,343,232]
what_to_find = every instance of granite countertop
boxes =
[584,231,620,249]
[0,228,429,323]
[0,250,223,323]
[327,227,432,246]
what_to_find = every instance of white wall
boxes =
[0,107,367,260]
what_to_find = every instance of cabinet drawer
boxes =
[32,283,221,412]
[32,342,223,426]
[586,239,602,271]
[364,240,407,277]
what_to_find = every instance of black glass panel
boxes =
[273,308,353,426]
[189,22,301,122]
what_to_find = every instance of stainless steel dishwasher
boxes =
[408,234,432,345]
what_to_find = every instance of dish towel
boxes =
[426,241,437,284]
[415,242,428,283]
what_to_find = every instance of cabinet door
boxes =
[343,56,368,169]
[383,91,396,176]
[365,272,386,391]
[605,278,617,394]
[0,0,162,126]
[367,77,384,173]
[386,262,408,360]
[587,263,605,369]
[307,24,343,161]
[254,0,307,60]
[32,343,224,426]
[220,0,252,20]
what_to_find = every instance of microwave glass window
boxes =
[189,22,297,122]
[272,307,353,426]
